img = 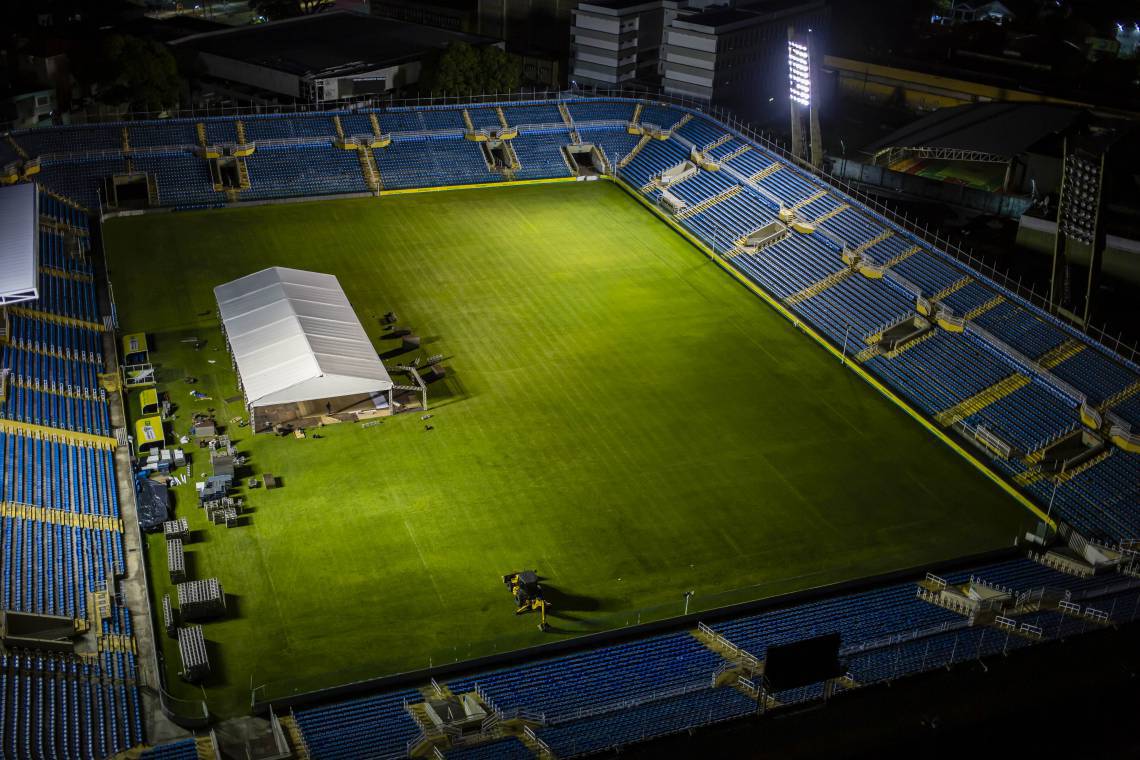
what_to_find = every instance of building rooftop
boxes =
[678,0,822,31]
[578,0,681,12]
[379,0,478,10]
[172,11,498,78]
[866,102,1084,159]
[117,15,228,44]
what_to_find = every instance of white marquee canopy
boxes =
[0,183,39,306]
[214,266,392,408]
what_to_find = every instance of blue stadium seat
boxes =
[375,135,501,189]
[511,130,573,180]
[129,121,199,149]
[567,99,637,124]
[447,631,722,719]
[294,688,423,760]
[244,143,368,200]
[133,151,220,209]
[536,687,755,757]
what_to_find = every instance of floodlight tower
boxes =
[787,26,823,169]
[1049,135,1108,326]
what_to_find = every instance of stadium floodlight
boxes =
[788,40,811,107]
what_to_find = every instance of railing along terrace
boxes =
[965,323,1087,406]
[615,91,1132,363]
[546,679,728,726]
[574,85,1140,369]
[840,620,966,656]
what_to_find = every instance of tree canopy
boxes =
[93,35,181,113]
[423,43,523,97]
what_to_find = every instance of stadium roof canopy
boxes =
[866,103,1083,159]
[214,267,391,409]
[0,183,39,306]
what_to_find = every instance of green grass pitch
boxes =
[103,180,1030,716]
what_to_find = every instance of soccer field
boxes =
[104,180,1029,717]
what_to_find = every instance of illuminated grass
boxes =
[103,181,1028,716]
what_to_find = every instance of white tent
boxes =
[0,184,39,306]
[214,266,391,408]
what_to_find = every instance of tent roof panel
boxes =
[253,374,398,407]
[0,184,39,306]
[214,266,391,407]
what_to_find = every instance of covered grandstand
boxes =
[858,102,1084,197]
[0,94,1139,758]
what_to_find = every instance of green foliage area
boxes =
[423,42,523,96]
[88,35,182,112]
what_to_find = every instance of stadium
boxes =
[0,92,1139,760]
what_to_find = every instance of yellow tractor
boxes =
[502,570,551,631]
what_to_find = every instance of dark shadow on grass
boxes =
[426,370,466,407]
[223,593,241,619]
[154,365,185,385]
[201,637,229,688]
[538,614,613,634]
[539,585,602,614]
[380,345,417,361]
[423,369,450,386]
[535,623,583,635]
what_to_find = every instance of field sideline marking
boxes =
[378,176,579,197]
[605,175,1054,530]
[403,518,446,607]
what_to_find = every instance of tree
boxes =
[93,35,182,113]
[479,46,524,95]
[423,43,523,97]
[425,41,482,95]
[247,0,334,21]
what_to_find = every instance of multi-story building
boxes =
[480,0,575,61]
[662,0,828,123]
[571,0,828,123]
[569,0,684,89]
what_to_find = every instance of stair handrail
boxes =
[523,725,553,756]
[964,323,1086,406]
[841,619,965,656]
